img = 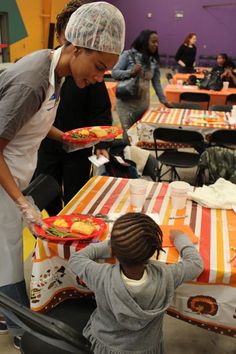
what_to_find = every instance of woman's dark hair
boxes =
[56,0,82,36]
[131,29,159,63]
[111,212,164,265]
[183,32,196,46]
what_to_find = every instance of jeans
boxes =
[0,280,29,336]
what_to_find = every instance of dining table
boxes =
[127,108,236,150]
[30,176,236,337]
[172,72,204,84]
[165,84,236,107]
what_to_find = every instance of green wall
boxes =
[0,0,27,44]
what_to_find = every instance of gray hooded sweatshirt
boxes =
[69,234,203,354]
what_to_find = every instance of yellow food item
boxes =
[53,219,69,228]
[79,129,90,136]
[70,221,96,235]
[90,126,107,137]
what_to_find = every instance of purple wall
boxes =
[105,0,236,61]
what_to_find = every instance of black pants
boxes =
[34,139,92,215]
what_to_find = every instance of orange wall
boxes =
[10,0,68,62]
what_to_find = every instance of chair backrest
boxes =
[180,92,210,110]
[166,72,173,83]
[226,94,236,105]
[153,127,205,153]
[210,129,236,148]
[209,105,232,112]
[171,102,202,110]
[22,174,61,211]
[0,293,91,353]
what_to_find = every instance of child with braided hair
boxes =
[69,212,203,354]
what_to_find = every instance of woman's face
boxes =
[148,33,158,54]
[217,55,226,66]
[69,48,118,88]
[189,35,197,45]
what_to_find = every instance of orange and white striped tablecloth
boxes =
[31,176,236,336]
[128,108,236,149]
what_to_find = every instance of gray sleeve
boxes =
[168,234,204,288]
[151,65,167,104]
[68,240,111,291]
[0,84,43,140]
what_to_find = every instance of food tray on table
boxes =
[34,214,107,242]
[62,126,123,144]
[160,225,199,247]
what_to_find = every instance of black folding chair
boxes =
[22,174,62,211]
[0,292,95,354]
[226,94,236,106]
[209,105,232,112]
[209,129,236,149]
[180,92,210,110]
[153,127,205,185]
[166,72,173,83]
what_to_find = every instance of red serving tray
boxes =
[34,214,107,242]
[63,126,123,144]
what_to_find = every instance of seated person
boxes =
[211,53,229,75]
[220,61,236,88]
[69,213,203,354]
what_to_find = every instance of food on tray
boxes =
[90,126,108,137]
[53,219,69,228]
[70,220,96,235]
[63,126,123,144]
[34,214,107,242]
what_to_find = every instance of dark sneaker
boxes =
[0,320,8,334]
[13,336,22,350]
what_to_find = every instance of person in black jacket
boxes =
[175,32,197,73]
[34,1,112,215]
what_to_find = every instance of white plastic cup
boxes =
[223,81,229,90]
[177,79,183,87]
[129,179,147,212]
[169,181,190,209]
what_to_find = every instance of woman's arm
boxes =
[47,126,64,142]
[111,51,134,80]
[152,65,167,104]
[0,138,22,201]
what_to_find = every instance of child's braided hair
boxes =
[111,212,164,264]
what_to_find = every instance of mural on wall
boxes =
[0,0,27,44]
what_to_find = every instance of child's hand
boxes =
[169,229,184,242]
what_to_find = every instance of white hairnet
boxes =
[65,1,125,55]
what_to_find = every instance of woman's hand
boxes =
[95,148,109,159]
[164,101,174,108]
[15,195,44,233]
[131,64,142,77]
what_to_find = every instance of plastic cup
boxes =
[177,79,183,87]
[129,179,147,212]
[169,181,190,209]
[223,82,229,90]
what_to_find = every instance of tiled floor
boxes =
[1,69,236,353]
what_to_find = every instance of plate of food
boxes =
[62,126,123,144]
[34,214,107,242]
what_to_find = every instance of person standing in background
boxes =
[175,32,197,73]
[112,30,172,138]
[0,2,125,348]
[34,0,112,216]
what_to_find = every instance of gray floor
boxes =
[1,68,235,353]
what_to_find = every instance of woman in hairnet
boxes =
[0,1,125,346]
